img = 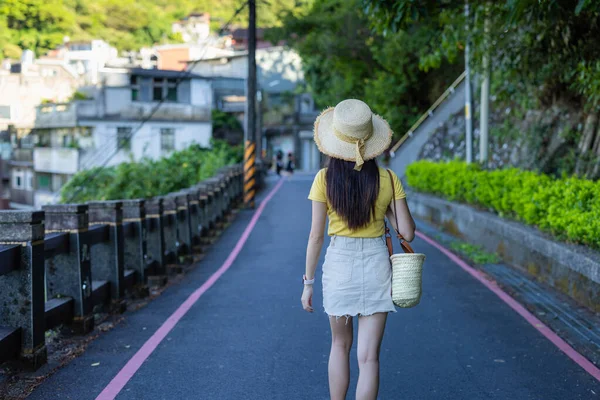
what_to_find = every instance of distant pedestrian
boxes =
[286,152,295,174]
[275,150,284,176]
[301,99,416,400]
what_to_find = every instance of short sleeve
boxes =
[390,170,406,199]
[308,169,327,203]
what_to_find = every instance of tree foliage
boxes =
[273,0,463,139]
[362,0,600,110]
[0,0,309,58]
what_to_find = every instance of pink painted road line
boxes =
[96,179,285,400]
[416,230,600,382]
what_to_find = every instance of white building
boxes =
[0,51,80,133]
[10,68,213,208]
[172,13,211,44]
[188,46,320,171]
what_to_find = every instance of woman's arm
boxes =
[305,201,327,279]
[386,198,416,242]
[301,201,327,313]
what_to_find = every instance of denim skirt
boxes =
[322,236,396,318]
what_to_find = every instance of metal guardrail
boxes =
[0,163,258,369]
[390,71,466,156]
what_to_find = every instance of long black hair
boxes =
[326,158,379,231]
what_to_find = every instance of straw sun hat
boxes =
[313,99,392,171]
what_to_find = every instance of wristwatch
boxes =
[303,274,315,285]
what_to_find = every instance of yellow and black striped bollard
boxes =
[244,140,256,208]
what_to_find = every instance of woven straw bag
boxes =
[385,170,426,308]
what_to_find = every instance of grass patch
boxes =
[449,242,500,265]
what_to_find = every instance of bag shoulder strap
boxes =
[387,169,414,254]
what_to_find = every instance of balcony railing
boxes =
[33,147,79,175]
[35,101,212,129]
[10,148,33,163]
[35,103,80,128]
[9,188,34,206]
[118,102,211,122]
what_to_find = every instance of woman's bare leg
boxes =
[356,313,387,400]
[328,316,353,400]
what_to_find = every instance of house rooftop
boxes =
[129,67,205,80]
[185,46,288,64]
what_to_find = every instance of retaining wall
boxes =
[407,191,600,312]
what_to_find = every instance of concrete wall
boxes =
[407,191,600,311]
[80,121,213,169]
[0,64,79,131]
[190,79,212,108]
[157,47,190,71]
[389,80,465,178]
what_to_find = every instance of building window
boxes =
[153,78,164,101]
[0,105,10,119]
[131,75,139,101]
[37,174,51,190]
[117,127,132,151]
[160,128,175,152]
[152,78,178,102]
[15,176,22,188]
[166,79,177,101]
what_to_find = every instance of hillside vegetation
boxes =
[0,0,310,58]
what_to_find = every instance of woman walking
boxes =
[301,99,416,400]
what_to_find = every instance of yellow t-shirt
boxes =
[308,167,406,238]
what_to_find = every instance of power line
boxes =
[64,2,248,203]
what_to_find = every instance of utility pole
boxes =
[479,3,490,166]
[464,0,473,164]
[244,0,257,208]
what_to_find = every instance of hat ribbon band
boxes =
[333,127,373,171]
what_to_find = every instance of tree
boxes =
[0,0,76,56]
[273,0,463,138]
[0,0,312,55]
[362,0,600,109]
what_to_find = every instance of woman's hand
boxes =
[301,285,314,313]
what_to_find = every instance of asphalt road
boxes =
[28,175,600,400]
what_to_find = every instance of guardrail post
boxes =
[185,188,202,248]
[206,182,218,230]
[219,174,229,219]
[145,197,167,287]
[88,201,126,310]
[161,196,178,267]
[173,193,192,262]
[43,204,94,334]
[0,211,47,369]
[233,165,243,206]
[211,178,224,224]
[220,172,231,217]
[122,199,147,285]
[195,183,209,237]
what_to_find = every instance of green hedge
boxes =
[406,160,600,250]
[60,140,243,203]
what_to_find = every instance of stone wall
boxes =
[407,191,600,312]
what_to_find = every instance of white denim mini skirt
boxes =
[322,235,396,318]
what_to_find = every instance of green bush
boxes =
[406,161,600,250]
[60,140,243,203]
